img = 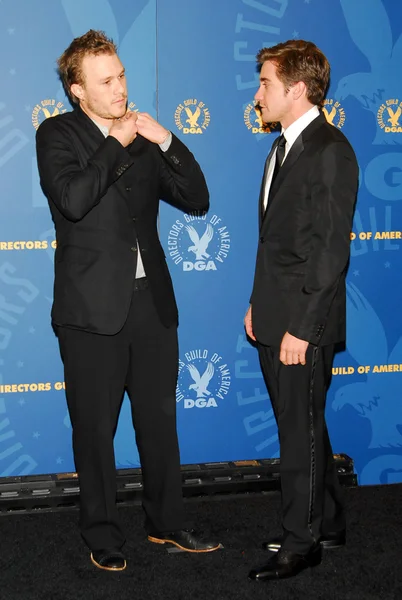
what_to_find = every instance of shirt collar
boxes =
[282,105,320,147]
[92,119,109,138]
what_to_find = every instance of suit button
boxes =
[260,237,264,243]
[130,246,137,252]
[126,187,131,192]
[132,217,136,222]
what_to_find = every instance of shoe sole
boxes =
[147,535,220,553]
[265,541,345,552]
[321,540,346,549]
[90,553,127,572]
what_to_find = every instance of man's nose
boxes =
[115,78,125,95]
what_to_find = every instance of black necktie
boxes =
[270,134,286,187]
[262,134,287,215]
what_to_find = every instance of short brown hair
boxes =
[256,40,330,106]
[57,29,117,104]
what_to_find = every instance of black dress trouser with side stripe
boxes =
[258,343,345,554]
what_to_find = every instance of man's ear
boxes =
[71,83,85,102]
[292,81,306,101]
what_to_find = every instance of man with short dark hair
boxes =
[245,40,358,581]
[36,29,219,572]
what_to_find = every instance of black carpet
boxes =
[0,485,401,600]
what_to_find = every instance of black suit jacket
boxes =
[250,112,358,347]
[36,107,209,334]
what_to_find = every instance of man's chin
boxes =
[112,103,127,118]
[260,109,271,123]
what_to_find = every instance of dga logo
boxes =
[377,99,402,133]
[32,99,67,130]
[167,212,230,271]
[322,99,346,129]
[176,349,231,409]
[175,98,210,134]
[244,101,277,134]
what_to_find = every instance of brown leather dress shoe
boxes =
[148,529,220,553]
[249,543,322,581]
[90,548,127,571]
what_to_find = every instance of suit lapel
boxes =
[75,106,105,146]
[261,112,327,225]
[75,106,134,212]
[264,134,304,214]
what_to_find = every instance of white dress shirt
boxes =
[263,105,320,210]
[93,120,172,278]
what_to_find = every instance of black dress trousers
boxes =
[258,343,345,553]
[56,281,185,550]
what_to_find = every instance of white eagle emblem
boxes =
[185,224,214,260]
[187,362,215,398]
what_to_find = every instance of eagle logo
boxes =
[386,105,401,127]
[176,349,231,407]
[322,101,346,129]
[187,362,215,398]
[243,102,278,134]
[377,100,402,133]
[184,106,201,128]
[185,224,214,260]
[175,99,210,133]
[322,105,337,125]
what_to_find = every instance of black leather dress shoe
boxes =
[90,548,126,571]
[249,544,322,581]
[262,531,346,552]
[148,529,220,553]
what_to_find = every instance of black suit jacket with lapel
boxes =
[250,112,358,347]
[36,106,209,335]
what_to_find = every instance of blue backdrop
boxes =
[0,0,401,485]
